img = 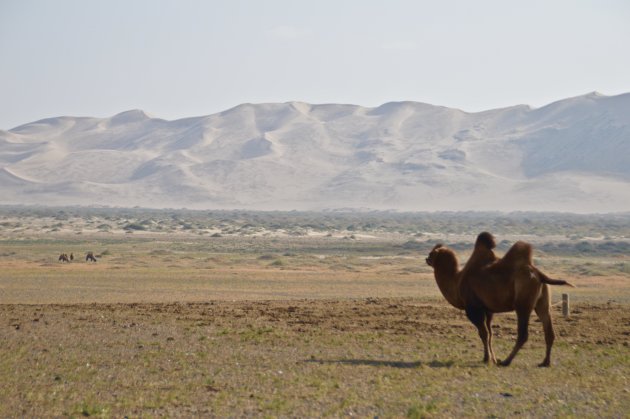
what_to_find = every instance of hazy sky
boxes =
[1,0,629,129]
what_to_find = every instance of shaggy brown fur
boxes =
[460,231,498,277]
[426,235,574,367]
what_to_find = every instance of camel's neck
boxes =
[433,254,465,310]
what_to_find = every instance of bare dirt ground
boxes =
[1,298,628,417]
[1,216,629,417]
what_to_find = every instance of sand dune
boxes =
[2,92,629,212]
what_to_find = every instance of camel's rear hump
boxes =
[499,241,533,267]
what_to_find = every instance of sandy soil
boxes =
[1,214,628,417]
[1,298,628,417]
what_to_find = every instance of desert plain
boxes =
[1,208,629,417]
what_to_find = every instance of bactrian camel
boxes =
[425,232,574,367]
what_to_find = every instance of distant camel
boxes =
[425,232,574,367]
[69,253,74,261]
[58,253,69,263]
[86,251,97,262]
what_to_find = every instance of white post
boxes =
[562,293,570,318]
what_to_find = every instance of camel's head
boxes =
[426,244,459,274]
[425,244,444,267]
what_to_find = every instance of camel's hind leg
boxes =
[535,286,555,367]
[466,306,495,364]
[499,308,531,367]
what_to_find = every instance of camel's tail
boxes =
[533,266,576,288]
[541,276,575,287]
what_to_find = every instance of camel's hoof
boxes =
[498,360,511,367]
[538,361,550,368]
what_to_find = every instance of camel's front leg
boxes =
[485,312,497,365]
[466,306,493,364]
[499,308,531,367]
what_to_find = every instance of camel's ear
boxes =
[431,243,444,251]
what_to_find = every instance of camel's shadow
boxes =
[304,358,465,369]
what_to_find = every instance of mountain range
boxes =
[1,92,629,212]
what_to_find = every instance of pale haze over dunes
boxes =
[1,92,629,213]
